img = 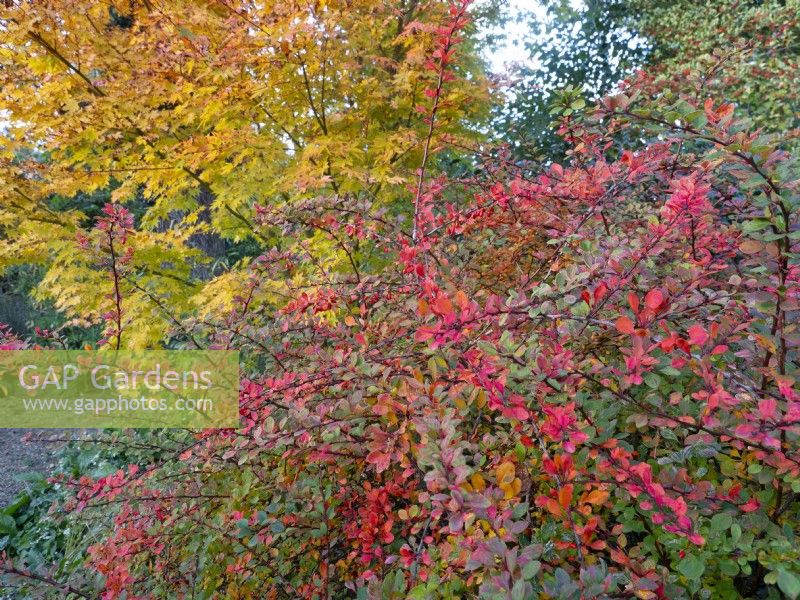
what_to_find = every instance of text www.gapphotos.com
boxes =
[19,395,214,415]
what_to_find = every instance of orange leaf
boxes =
[496,462,516,485]
[454,289,469,310]
[584,489,609,506]
[546,498,563,516]
[739,239,763,254]
[558,484,573,510]
[432,293,453,316]
[616,316,635,334]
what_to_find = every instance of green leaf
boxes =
[643,372,661,389]
[710,513,733,532]
[270,520,285,533]
[235,519,251,538]
[778,570,800,599]
[512,502,529,519]
[427,356,439,379]
[719,560,739,577]
[382,570,405,597]
[731,523,742,543]
[407,585,429,600]
[0,513,16,535]
[522,560,541,579]
[660,427,679,441]
[741,218,772,233]
[677,555,705,580]
[571,301,589,317]
[511,579,526,600]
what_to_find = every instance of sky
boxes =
[483,0,544,73]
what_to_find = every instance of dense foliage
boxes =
[1,0,800,599]
[499,0,800,158]
[635,0,800,140]
[493,0,648,157]
[0,0,490,346]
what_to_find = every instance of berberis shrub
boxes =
[1,0,800,598]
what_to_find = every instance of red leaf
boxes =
[687,324,708,346]
[688,533,705,545]
[366,450,391,473]
[502,405,529,420]
[615,316,635,334]
[432,293,453,317]
[627,293,640,313]
[740,497,760,513]
[593,283,608,302]
[644,289,663,310]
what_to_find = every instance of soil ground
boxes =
[0,429,63,507]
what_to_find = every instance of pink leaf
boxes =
[366,450,391,474]
[758,398,777,420]
[740,497,760,513]
[687,324,709,346]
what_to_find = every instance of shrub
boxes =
[1,1,799,598]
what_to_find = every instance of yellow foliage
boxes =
[495,462,522,500]
[0,0,490,346]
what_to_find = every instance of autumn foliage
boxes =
[1,0,800,599]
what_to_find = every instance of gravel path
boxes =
[0,429,63,508]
